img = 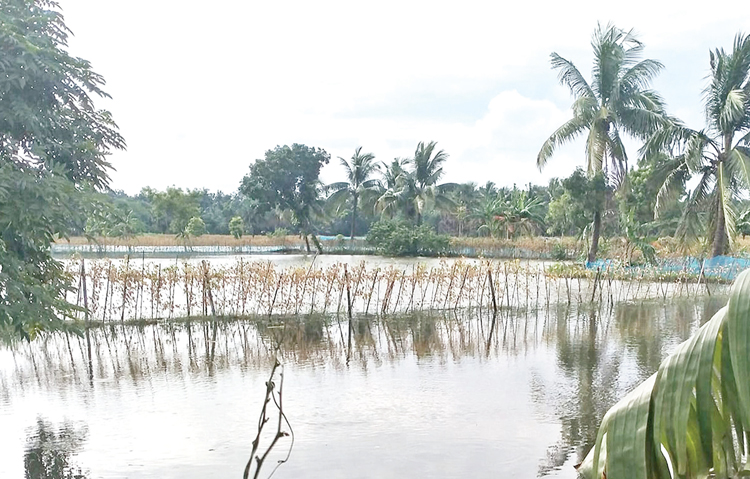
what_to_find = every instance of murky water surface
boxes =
[0,255,727,478]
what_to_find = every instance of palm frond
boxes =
[324,187,350,215]
[674,169,712,243]
[619,59,664,93]
[715,161,737,248]
[537,116,590,170]
[726,146,750,189]
[550,53,595,100]
[719,89,747,130]
[617,92,670,139]
[607,126,628,184]
[653,157,688,218]
[585,119,607,175]
[327,181,349,192]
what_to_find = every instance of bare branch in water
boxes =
[243,359,294,479]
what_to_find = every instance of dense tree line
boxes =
[77,25,750,262]
[80,155,684,248]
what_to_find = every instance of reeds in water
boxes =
[65,257,727,322]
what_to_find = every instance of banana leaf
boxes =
[577,269,750,478]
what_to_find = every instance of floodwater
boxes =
[0,277,727,479]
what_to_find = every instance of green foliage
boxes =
[229,216,245,239]
[538,23,669,261]
[366,219,449,256]
[578,269,750,478]
[550,241,569,260]
[83,200,143,239]
[0,0,124,339]
[376,141,456,226]
[644,32,750,257]
[327,146,380,238]
[546,169,607,237]
[184,216,206,238]
[240,144,329,252]
[268,227,289,238]
[142,187,201,234]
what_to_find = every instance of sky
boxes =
[59,0,750,195]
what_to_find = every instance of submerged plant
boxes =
[577,269,750,478]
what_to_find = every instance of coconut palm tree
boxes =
[377,141,456,226]
[537,23,669,263]
[644,33,750,257]
[500,188,546,239]
[327,147,381,239]
[381,157,409,190]
[449,182,480,236]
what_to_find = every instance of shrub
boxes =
[366,219,449,256]
[267,227,289,238]
[550,241,568,260]
[185,216,206,237]
[229,216,244,239]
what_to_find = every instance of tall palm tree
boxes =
[379,141,456,226]
[327,147,381,239]
[645,33,750,257]
[449,182,480,236]
[381,157,409,190]
[537,23,669,263]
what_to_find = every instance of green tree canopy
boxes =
[377,141,456,225]
[0,0,124,339]
[229,216,245,239]
[142,187,201,234]
[240,144,330,253]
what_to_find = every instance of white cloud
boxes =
[57,0,750,194]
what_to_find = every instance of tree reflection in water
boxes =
[536,296,727,476]
[0,295,728,478]
[24,418,89,479]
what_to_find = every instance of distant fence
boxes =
[587,255,750,282]
[52,244,292,256]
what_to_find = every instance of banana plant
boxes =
[577,269,750,478]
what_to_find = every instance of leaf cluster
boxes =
[366,219,449,256]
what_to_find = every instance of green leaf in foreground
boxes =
[578,268,750,478]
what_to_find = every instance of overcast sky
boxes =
[60,0,750,195]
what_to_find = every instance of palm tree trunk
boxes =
[587,209,602,264]
[303,234,311,253]
[311,234,323,254]
[350,194,358,239]
[416,211,422,226]
[712,200,726,258]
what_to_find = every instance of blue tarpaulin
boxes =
[585,255,750,281]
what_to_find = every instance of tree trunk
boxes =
[311,234,323,254]
[416,212,422,226]
[712,200,726,258]
[350,194,358,239]
[587,209,602,264]
[303,234,311,253]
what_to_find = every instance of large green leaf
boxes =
[578,269,750,478]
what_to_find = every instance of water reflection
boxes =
[25,419,89,479]
[536,296,727,475]
[0,295,725,478]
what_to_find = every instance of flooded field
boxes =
[61,255,718,323]
[0,262,727,478]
